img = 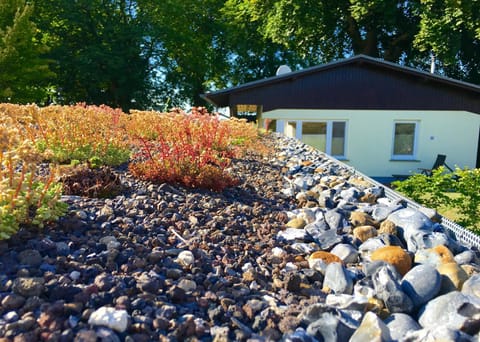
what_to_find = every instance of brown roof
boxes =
[202,55,480,114]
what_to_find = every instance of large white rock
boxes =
[462,274,480,299]
[88,306,129,332]
[349,311,391,342]
[277,228,307,241]
[323,262,353,294]
[330,243,359,264]
[418,291,480,331]
[384,313,421,341]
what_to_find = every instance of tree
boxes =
[137,0,308,108]
[0,0,54,103]
[34,0,154,111]
[223,0,480,85]
[136,0,230,107]
[414,0,480,84]
[223,0,420,64]
[221,0,312,86]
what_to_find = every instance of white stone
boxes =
[241,262,254,272]
[297,209,316,224]
[330,243,359,264]
[210,326,229,339]
[403,326,473,342]
[349,311,391,342]
[88,307,129,332]
[271,247,286,257]
[281,187,295,197]
[284,262,298,272]
[75,210,88,220]
[387,208,434,252]
[69,271,81,281]
[354,280,377,299]
[3,311,19,323]
[176,250,195,267]
[277,228,307,241]
[323,262,353,294]
[293,176,308,190]
[377,197,393,206]
[325,294,368,311]
[462,273,480,299]
[308,258,328,274]
[290,242,318,254]
[418,291,480,331]
[384,313,421,341]
[177,279,197,292]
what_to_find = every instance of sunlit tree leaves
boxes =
[0,0,54,103]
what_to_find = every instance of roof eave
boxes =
[202,54,480,105]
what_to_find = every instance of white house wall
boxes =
[263,109,480,178]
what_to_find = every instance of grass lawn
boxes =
[436,192,480,233]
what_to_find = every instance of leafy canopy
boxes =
[0,0,54,103]
[1,0,478,107]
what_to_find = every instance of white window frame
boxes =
[330,121,348,159]
[299,120,348,159]
[391,121,419,160]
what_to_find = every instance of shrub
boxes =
[392,167,480,232]
[450,168,480,230]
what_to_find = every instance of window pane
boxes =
[284,121,297,138]
[302,122,326,151]
[394,123,415,155]
[331,122,345,156]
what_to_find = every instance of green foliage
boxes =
[225,0,419,63]
[221,0,311,85]
[0,103,266,239]
[414,0,480,84]
[393,167,480,232]
[137,0,230,107]
[34,0,153,111]
[1,0,478,108]
[0,0,54,103]
[224,0,479,85]
[0,104,68,239]
[449,168,480,231]
[37,141,130,167]
[0,176,68,239]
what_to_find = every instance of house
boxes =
[202,55,480,180]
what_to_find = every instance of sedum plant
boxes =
[0,103,270,240]
[33,103,131,166]
[0,110,67,239]
[128,107,265,191]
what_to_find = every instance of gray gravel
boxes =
[0,133,479,342]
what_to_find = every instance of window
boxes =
[236,104,259,122]
[331,122,346,156]
[284,121,297,138]
[302,122,327,151]
[301,121,347,158]
[392,122,418,159]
